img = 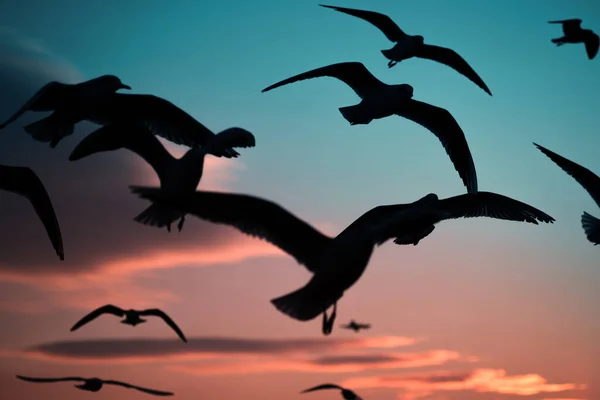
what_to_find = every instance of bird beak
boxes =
[120,83,132,90]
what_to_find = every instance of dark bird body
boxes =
[262,61,478,193]
[16,375,173,396]
[70,304,187,342]
[320,4,491,95]
[549,19,599,59]
[131,187,554,323]
[340,320,371,332]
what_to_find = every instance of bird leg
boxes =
[321,302,337,336]
[387,60,398,68]
[177,215,186,232]
[166,223,172,233]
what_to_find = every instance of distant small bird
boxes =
[130,187,554,323]
[0,164,64,260]
[16,375,173,396]
[340,320,370,332]
[302,383,362,400]
[320,4,491,95]
[534,142,600,245]
[70,304,187,343]
[0,75,130,147]
[549,19,599,60]
[28,93,243,157]
[262,61,478,194]
[69,121,255,232]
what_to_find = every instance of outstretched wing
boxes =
[0,82,68,130]
[549,19,582,36]
[396,100,478,193]
[320,4,407,42]
[583,31,599,59]
[16,375,85,383]
[357,323,371,329]
[0,165,64,260]
[104,380,174,396]
[70,305,125,331]
[438,192,555,224]
[301,383,345,393]
[534,142,600,206]
[262,62,385,99]
[139,309,187,343]
[130,187,333,273]
[415,44,492,95]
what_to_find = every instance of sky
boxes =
[0,0,599,399]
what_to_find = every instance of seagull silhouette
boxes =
[340,320,371,332]
[0,164,64,260]
[70,304,187,343]
[549,19,599,60]
[69,121,255,232]
[302,383,362,400]
[534,142,600,245]
[16,375,173,396]
[320,4,491,95]
[262,61,478,194]
[130,187,554,322]
[0,75,130,146]
[28,93,243,157]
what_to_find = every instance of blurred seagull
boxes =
[262,61,478,193]
[130,187,554,322]
[340,320,371,332]
[69,304,187,343]
[320,4,491,95]
[302,383,362,400]
[27,93,243,157]
[69,121,255,232]
[16,375,173,396]
[534,142,600,245]
[549,19,599,59]
[0,75,130,146]
[0,164,64,260]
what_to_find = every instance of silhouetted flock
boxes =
[0,5,598,398]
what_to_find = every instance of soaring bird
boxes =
[69,121,255,232]
[130,187,554,323]
[0,75,130,147]
[534,142,600,245]
[262,61,478,193]
[549,19,599,60]
[340,320,371,332]
[27,93,243,157]
[320,4,491,95]
[69,304,187,343]
[0,164,64,260]
[302,383,362,400]
[16,375,173,396]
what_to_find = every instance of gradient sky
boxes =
[0,1,599,399]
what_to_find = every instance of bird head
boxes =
[414,35,425,44]
[395,84,414,100]
[94,75,132,92]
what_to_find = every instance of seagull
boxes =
[0,164,64,260]
[340,320,371,332]
[549,19,599,60]
[69,121,255,232]
[16,375,173,396]
[0,75,130,147]
[320,4,491,95]
[26,93,243,157]
[130,187,554,322]
[534,142,600,245]
[69,304,187,343]
[302,383,362,400]
[262,61,478,193]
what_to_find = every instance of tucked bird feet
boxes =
[177,216,186,232]
[387,60,397,68]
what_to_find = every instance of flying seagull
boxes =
[340,320,371,332]
[262,61,478,193]
[320,4,491,95]
[549,19,599,60]
[0,75,130,146]
[69,304,187,343]
[0,164,64,260]
[16,375,173,396]
[130,187,554,322]
[69,121,255,232]
[26,93,242,157]
[534,142,600,245]
[302,383,362,400]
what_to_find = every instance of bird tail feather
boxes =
[133,203,181,230]
[581,212,600,245]
[69,124,129,161]
[23,115,74,148]
[338,104,372,125]
[271,281,342,322]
